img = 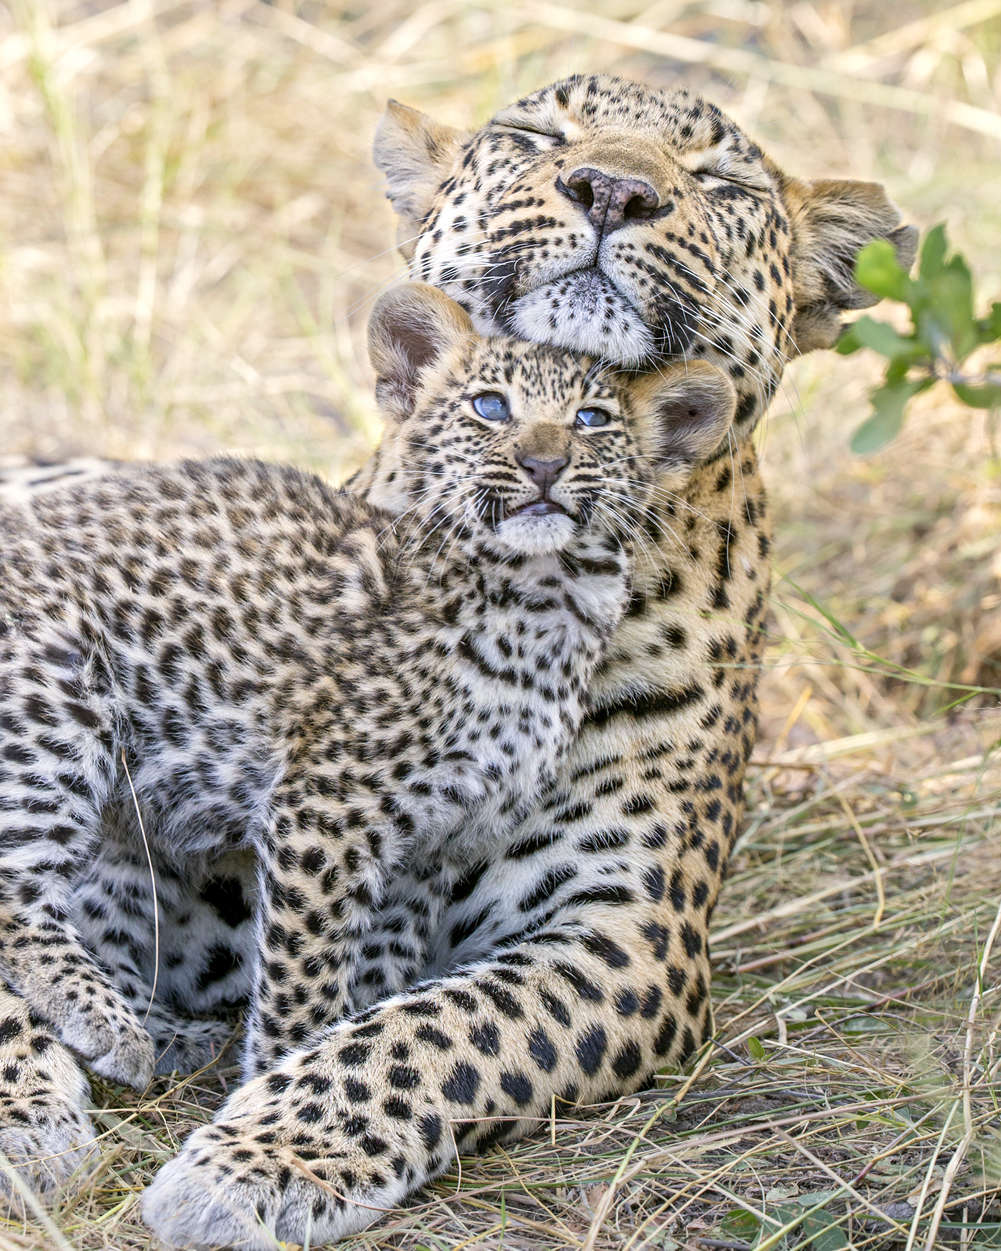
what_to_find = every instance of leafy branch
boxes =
[837,224,1001,453]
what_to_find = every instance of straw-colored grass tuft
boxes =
[1,1,999,1246]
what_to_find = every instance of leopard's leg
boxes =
[346,859,456,1011]
[0,983,96,1203]
[241,783,398,1076]
[142,910,702,1250]
[0,904,153,1089]
[72,839,235,1075]
[0,658,154,1088]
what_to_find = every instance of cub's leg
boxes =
[0,656,154,1088]
[0,983,96,1203]
[0,909,154,1089]
[72,842,235,1075]
[241,781,399,1076]
[346,861,458,1010]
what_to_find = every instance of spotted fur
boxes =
[139,75,913,1250]
[0,457,118,504]
[0,73,914,1247]
[0,283,733,1201]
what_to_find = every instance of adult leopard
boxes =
[139,73,915,1248]
[0,73,914,1246]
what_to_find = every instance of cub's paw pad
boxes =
[0,1096,97,1207]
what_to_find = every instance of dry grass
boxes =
[1,1,1000,1247]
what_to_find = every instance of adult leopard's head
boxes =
[374,73,916,445]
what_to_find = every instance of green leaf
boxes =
[937,255,977,357]
[851,379,924,454]
[848,315,920,359]
[854,239,911,301]
[976,301,1001,345]
[722,1207,761,1239]
[918,223,948,281]
[747,1035,766,1060]
[804,1211,849,1250]
[835,323,863,355]
[953,378,1001,409]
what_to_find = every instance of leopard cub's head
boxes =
[366,282,736,557]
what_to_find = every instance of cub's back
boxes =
[0,458,379,634]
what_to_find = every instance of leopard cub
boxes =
[0,283,736,1089]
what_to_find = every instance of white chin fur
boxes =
[510,273,653,365]
[496,512,576,554]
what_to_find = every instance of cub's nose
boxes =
[557,166,660,235]
[515,452,569,494]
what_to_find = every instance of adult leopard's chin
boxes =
[508,271,654,365]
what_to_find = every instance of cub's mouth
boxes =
[509,499,569,518]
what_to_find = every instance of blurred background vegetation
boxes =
[1,1,999,1247]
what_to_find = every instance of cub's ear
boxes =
[373,100,469,257]
[784,177,918,354]
[631,361,737,469]
[368,283,474,420]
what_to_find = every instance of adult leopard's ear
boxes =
[784,177,918,354]
[373,101,469,257]
[368,282,474,420]
[632,361,737,470]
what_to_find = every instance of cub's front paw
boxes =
[142,1069,420,1249]
[0,1095,97,1205]
[0,1032,97,1207]
[72,1003,155,1090]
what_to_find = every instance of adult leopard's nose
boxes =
[557,166,660,235]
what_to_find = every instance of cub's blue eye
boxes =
[576,407,611,428]
[472,392,510,422]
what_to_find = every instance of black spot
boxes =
[338,1043,370,1067]
[581,931,630,969]
[527,1027,557,1072]
[389,1065,421,1090]
[441,1061,480,1105]
[680,922,702,957]
[418,1112,442,1150]
[500,1071,534,1107]
[199,875,253,928]
[0,1018,22,1045]
[612,1040,643,1079]
[575,1024,608,1076]
[415,1024,453,1051]
[469,1022,500,1057]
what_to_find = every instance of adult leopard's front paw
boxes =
[142,1072,416,1249]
